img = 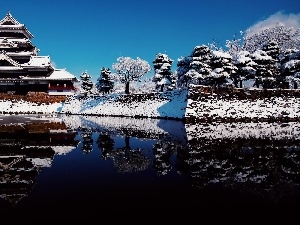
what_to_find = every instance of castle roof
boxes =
[0,12,34,39]
[21,68,79,81]
[0,12,78,93]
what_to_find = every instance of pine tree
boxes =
[251,50,276,88]
[176,45,212,87]
[281,49,300,89]
[208,50,235,87]
[80,71,93,96]
[261,40,283,88]
[232,50,257,88]
[152,53,175,92]
[96,67,114,94]
[176,56,192,87]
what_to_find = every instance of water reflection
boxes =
[0,120,78,206]
[183,123,300,199]
[73,115,187,174]
[0,115,299,224]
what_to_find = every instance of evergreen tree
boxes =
[208,50,235,87]
[281,49,300,89]
[80,71,93,95]
[189,45,212,85]
[177,45,212,87]
[96,67,114,94]
[251,50,276,88]
[262,40,286,88]
[232,50,257,88]
[152,53,175,92]
[176,56,192,87]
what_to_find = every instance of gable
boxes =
[0,12,20,26]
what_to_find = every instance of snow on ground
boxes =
[0,99,63,114]
[0,87,299,121]
[61,88,188,119]
[186,96,300,119]
[186,122,300,140]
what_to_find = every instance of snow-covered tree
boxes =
[176,56,192,87]
[251,50,277,88]
[225,31,244,55]
[261,40,283,87]
[112,56,151,94]
[281,49,300,88]
[177,45,212,87]
[152,53,176,92]
[96,67,114,94]
[232,50,257,88]
[190,45,212,85]
[243,23,300,53]
[80,71,93,95]
[208,50,235,87]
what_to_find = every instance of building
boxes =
[0,12,78,95]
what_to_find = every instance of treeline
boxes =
[78,23,300,95]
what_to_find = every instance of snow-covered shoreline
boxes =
[0,87,300,122]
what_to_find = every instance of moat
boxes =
[0,114,299,224]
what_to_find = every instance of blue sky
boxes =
[1,0,299,83]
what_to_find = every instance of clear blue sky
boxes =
[1,0,299,82]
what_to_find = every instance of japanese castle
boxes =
[0,12,78,95]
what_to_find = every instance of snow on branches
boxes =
[112,57,151,94]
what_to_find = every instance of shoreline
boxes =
[1,86,300,123]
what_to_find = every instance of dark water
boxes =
[0,115,300,224]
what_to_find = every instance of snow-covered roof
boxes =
[6,51,34,57]
[48,69,78,81]
[23,56,51,67]
[0,66,23,71]
[0,12,34,39]
[0,12,20,25]
[0,37,29,42]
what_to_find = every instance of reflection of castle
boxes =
[0,122,78,205]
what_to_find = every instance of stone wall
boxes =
[185,85,300,123]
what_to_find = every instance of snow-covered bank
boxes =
[0,86,300,122]
[61,88,188,119]
[186,122,300,140]
[0,99,64,114]
[185,96,300,122]
[185,86,300,122]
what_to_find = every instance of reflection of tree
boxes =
[80,131,93,154]
[97,132,114,159]
[109,136,150,173]
[153,141,177,176]
[178,137,300,201]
